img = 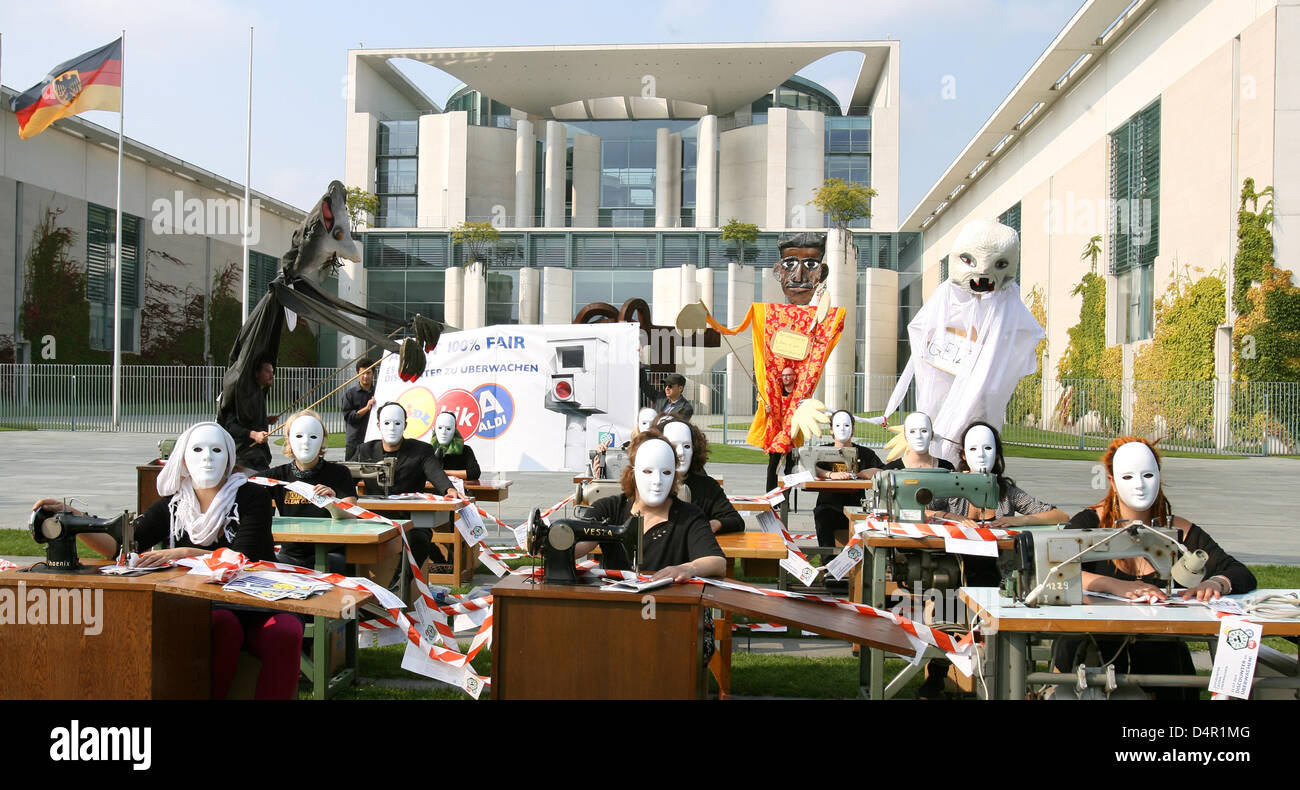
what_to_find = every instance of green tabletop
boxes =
[272,516,401,542]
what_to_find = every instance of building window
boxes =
[365,268,445,329]
[939,255,949,283]
[485,270,521,325]
[1109,99,1160,342]
[998,202,1022,284]
[247,250,280,301]
[572,269,654,314]
[824,117,872,229]
[376,120,418,227]
[86,203,141,352]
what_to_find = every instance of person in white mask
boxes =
[578,432,726,582]
[662,419,743,535]
[34,421,302,700]
[927,421,1066,530]
[884,412,955,471]
[812,410,887,557]
[1051,436,1257,700]
[264,409,359,571]
[353,402,465,583]
[431,411,481,482]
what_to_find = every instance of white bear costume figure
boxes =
[883,219,1044,465]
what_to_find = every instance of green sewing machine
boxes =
[869,468,999,522]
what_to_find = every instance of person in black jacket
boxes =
[265,409,358,571]
[431,411,481,482]
[217,359,277,472]
[340,357,378,461]
[35,421,302,700]
[661,418,743,534]
[354,403,465,575]
[655,373,694,422]
[1052,436,1257,700]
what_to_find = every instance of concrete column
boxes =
[419,113,468,227]
[571,133,601,228]
[540,266,572,324]
[1213,325,1232,449]
[669,132,683,227]
[727,263,756,415]
[764,109,789,229]
[694,267,714,413]
[655,127,673,228]
[514,120,536,227]
[544,121,567,227]
[860,267,899,412]
[444,266,464,329]
[651,267,682,327]
[463,261,486,330]
[824,229,857,412]
[518,267,540,324]
[679,263,699,307]
[695,115,718,228]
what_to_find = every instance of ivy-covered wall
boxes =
[1233,178,1300,382]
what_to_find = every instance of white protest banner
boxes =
[371,324,640,471]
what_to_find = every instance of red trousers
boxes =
[211,608,304,700]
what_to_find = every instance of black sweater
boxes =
[588,494,724,574]
[353,438,454,495]
[434,444,481,481]
[134,483,276,562]
[265,460,357,518]
[1067,509,1257,594]
[683,472,744,534]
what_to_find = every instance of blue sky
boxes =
[2,0,1080,217]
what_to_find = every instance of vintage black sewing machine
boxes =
[28,503,138,574]
[342,457,398,496]
[525,506,642,585]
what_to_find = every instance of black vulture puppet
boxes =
[217,180,441,433]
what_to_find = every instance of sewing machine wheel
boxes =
[37,513,65,540]
[549,522,575,551]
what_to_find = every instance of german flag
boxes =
[9,38,122,140]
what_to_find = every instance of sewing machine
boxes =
[1001,524,1207,606]
[29,505,137,573]
[869,469,998,522]
[590,446,630,481]
[342,458,398,497]
[574,477,692,507]
[795,445,860,477]
[525,506,642,585]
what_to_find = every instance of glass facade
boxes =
[445,87,515,129]
[824,116,873,228]
[376,120,418,228]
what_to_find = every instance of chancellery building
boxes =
[340,42,912,415]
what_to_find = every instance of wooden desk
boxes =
[356,497,477,586]
[0,562,371,700]
[491,575,709,699]
[800,479,873,493]
[271,516,404,699]
[710,531,787,700]
[137,462,164,514]
[0,565,208,699]
[961,587,1300,700]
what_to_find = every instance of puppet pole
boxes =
[270,326,406,423]
[268,357,382,437]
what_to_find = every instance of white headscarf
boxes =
[156,421,248,548]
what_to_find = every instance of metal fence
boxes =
[2,363,1297,455]
[0,364,353,435]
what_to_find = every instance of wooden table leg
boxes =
[709,556,736,699]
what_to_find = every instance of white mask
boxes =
[963,425,997,474]
[637,407,658,434]
[378,404,407,445]
[1112,442,1161,513]
[948,219,1020,296]
[434,412,457,446]
[633,439,677,507]
[832,411,854,443]
[185,424,230,490]
[662,421,693,473]
[289,415,325,465]
[904,413,932,453]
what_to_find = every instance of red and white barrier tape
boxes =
[857,514,1017,542]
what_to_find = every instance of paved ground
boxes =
[2,430,1298,565]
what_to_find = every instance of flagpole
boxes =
[241,26,253,323]
[112,30,125,429]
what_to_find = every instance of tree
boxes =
[719,218,759,264]
[344,186,379,230]
[20,208,105,365]
[451,221,501,265]
[1233,178,1299,382]
[810,178,876,230]
[1082,234,1102,275]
